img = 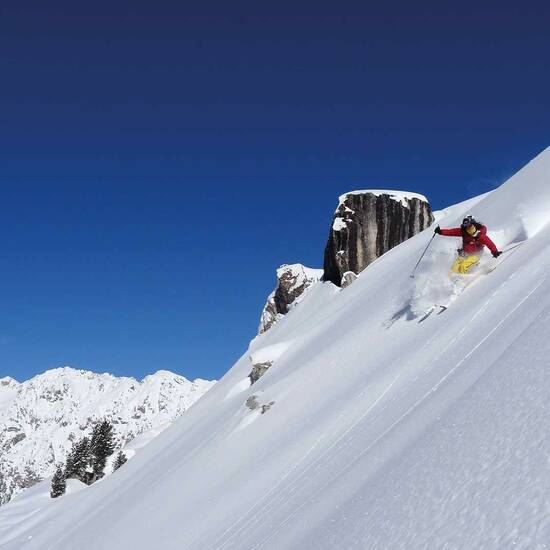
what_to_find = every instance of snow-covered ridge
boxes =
[2,146,550,549]
[0,367,215,505]
[338,189,429,208]
[275,263,321,281]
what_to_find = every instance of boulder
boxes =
[340,271,358,288]
[249,361,273,385]
[323,190,433,286]
[258,264,323,333]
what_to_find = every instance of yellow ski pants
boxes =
[451,254,479,274]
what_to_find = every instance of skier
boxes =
[434,215,502,274]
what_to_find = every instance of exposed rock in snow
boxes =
[340,271,358,288]
[245,395,275,414]
[0,367,215,505]
[258,264,323,333]
[245,395,260,411]
[247,342,293,384]
[249,361,272,385]
[324,190,433,286]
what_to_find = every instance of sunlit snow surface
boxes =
[1,147,550,549]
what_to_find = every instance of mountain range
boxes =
[0,367,215,505]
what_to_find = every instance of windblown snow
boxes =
[1,147,550,549]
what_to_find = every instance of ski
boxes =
[486,241,525,273]
[419,242,526,322]
[419,304,447,322]
[418,307,437,322]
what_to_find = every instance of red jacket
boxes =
[439,224,498,255]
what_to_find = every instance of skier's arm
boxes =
[479,234,498,254]
[438,227,462,237]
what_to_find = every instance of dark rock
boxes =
[261,401,275,414]
[249,361,273,385]
[259,264,322,334]
[323,191,433,286]
[245,395,275,414]
[11,433,26,446]
[340,271,358,288]
[245,395,260,411]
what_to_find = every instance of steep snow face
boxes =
[1,146,550,550]
[0,367,215,505]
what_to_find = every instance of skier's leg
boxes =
[461,255,479,273]
[451,255,479,274]
[450,257,462,274]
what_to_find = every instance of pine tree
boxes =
[0,475,9,506]
[65,437,92,484]
[113,450,127,471]
[50,465,66,498]
[89,420,116,482]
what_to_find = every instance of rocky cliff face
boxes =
[323,190,433,286]
[258,264,323,333]
[0,368,215,505]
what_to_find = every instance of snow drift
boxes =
[1,146,550,549]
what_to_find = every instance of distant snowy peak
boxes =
[277,264,322,279]
[0,377,18,387]
[0,378,19,408]
[337,189,429,210]
[0,366,215,505]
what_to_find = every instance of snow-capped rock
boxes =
[0,367,215,505]
[323,190,433,285]
[258,264,323,333]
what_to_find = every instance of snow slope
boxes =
[1,146,549,549]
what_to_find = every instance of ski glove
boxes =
[492,251,502,258]
[434,226,441,234]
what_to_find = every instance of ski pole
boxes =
[410,233,436,279]
[502,242,524,253]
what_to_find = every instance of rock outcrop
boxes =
[249,361,273,385]
[245,395,275,414]
[340,271,358,289]
[258,264,323,333]
[323,190,433,286]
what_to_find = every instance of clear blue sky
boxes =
[1,1,549,382]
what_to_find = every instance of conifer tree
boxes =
[50,465,66,498]
[113,450,127,471]
[89,420,116,482]
[65,437,92,484]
